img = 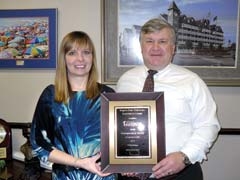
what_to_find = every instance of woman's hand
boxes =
[75,153,111,177]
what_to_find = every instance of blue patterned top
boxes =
[30,84,116,180]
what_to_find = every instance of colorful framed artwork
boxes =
[102,0,240,86]
[0,8,57,69]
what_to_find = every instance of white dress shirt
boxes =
[116,63,220,163]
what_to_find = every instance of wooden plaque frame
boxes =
[100,92,165,173]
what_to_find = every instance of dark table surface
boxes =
[0,159,51,180]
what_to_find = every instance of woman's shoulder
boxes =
[39,84,55,99]
[98,83,115,93]
[42,84,55,93]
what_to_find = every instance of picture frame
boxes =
[100,92,165,173]
[102,0,240,86]
[0,8,57,69]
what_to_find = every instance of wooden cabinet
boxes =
[0,160,51,180]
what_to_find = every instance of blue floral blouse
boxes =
[30,84,116,180]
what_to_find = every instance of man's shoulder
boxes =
[170,64,198,76]
[120,65,145,77]
[169,64,206,85]
[116,66,145,90]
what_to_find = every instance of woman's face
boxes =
[65,45,93,78]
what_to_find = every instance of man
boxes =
[116,18,220,180]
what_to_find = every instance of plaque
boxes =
[100,92,165,173]
[0,119,12,160]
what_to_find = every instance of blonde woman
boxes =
[30,31,116,180]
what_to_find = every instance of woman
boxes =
[30,31,116,180]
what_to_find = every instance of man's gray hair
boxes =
[140,18,176,44]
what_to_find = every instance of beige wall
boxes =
[0,1,240,179]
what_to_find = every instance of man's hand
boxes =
[152,152,186,179]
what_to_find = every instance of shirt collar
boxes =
[144,63,172,75]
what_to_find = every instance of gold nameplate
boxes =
[0,147,6,159]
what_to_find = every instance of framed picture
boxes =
[0,8,57,69]
[102,0,240,86]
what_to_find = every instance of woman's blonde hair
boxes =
[54,31,99,103]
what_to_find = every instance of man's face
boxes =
[140,28,175,70]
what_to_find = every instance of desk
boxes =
[0,160,51,180]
